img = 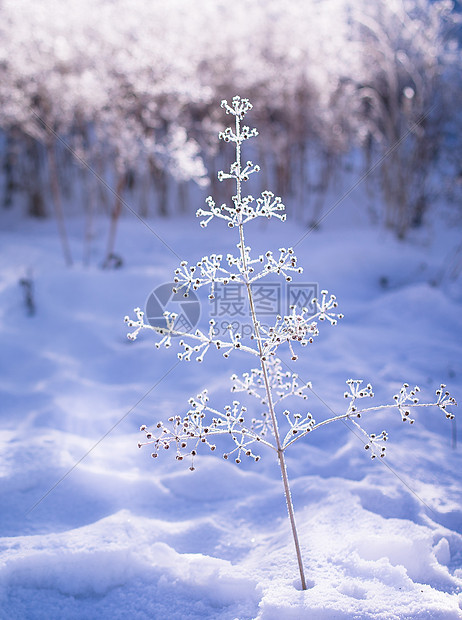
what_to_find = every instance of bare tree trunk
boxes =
[3,132,17,209]
[139,168,150,219]
[177,182,188,214]
[47,140,73,266]
[309,151,334,229]
[151,161,168,217]
[103,173,125,268]
[83,167,96,266]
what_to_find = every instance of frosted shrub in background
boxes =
[351,0,457,236]
[1,0,460,247]
[126,96,456,590]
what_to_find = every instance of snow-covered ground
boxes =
[0,196,461,618]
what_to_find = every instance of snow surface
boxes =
[0,203,461,619]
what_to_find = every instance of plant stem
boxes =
[234,113,307,591]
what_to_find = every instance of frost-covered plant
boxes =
[125,96,456,590]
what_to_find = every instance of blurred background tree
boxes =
[0,0,460,259]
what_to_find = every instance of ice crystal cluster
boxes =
[125,96,456,589]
